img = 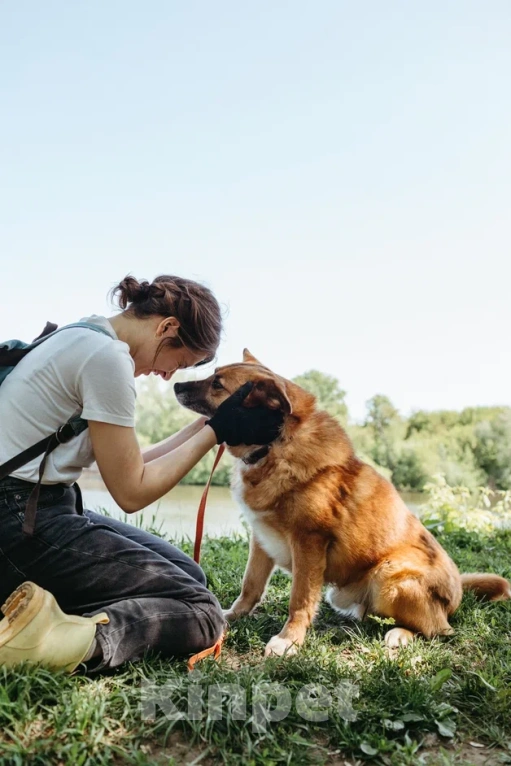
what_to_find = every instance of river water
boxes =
[80,471,424,540]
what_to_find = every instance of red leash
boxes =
[193,442,226,564]
[187,442,226,671]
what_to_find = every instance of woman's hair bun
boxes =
[112,276,152,309]
[110,273,223,364]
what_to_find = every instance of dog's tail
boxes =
[461,573,511,601]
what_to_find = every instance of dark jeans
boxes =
[0,477,225,671]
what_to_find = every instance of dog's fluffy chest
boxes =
[233,485,292,571]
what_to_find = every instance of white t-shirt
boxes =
[0,315,136,485]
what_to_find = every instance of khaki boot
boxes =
[0,581,109,673]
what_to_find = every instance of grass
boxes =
[1,525,511,765]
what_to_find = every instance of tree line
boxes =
[135,372,511,491]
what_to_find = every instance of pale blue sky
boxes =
[1,1,510,420]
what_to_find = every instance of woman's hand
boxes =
[206,382,284,446]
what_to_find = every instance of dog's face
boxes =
[174,349,293,420]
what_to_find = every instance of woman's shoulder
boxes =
[70,315,118,345]
[72,317,134,373]
[36,316,134,378]
[53,316,126,355]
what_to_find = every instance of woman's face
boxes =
[138,344,205,381]
[133,316,207,380]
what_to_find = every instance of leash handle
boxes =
[193,443,225,563]
[187,634,224,671]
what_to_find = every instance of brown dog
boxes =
[175,351,511,656]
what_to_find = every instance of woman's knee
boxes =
[185,559,207,587]
[196,592,225,648]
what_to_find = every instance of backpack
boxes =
[0,321,114,535]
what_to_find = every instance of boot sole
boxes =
[0,582,46,646]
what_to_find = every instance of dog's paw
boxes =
[222,608,240,622]
[385,627,415,649]
[264,635,299,657]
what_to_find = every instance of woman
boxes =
[0,275,282,672]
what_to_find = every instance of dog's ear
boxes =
[243,376,293,415]
[243,349,266,366]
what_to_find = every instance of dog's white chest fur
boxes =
[233,485,292,571]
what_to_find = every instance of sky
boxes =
[1,1,510,421]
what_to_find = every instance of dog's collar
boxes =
[241,445,270,465]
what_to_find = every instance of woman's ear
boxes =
[157,316,180,338]
[243,377,293,414]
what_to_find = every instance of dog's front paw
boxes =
[264,635,299,657]
[222,608,240,622]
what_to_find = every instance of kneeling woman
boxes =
[0,275,281,672]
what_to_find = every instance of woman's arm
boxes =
[89,420,217,512]
[141,416,208,463]
[89,383,284,513]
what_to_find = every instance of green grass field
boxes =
[1,524,510,766]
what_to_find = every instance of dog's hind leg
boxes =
[384,627,416,648]
[327,581,418,647]
[373,572,454,647]
[326,584,367,622]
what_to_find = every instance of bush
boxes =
[421,474,511,534]
[391,448,428,491]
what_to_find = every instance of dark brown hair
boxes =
[111,275,222,365]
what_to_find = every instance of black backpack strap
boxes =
[23,420,88,536]
[0,417,89,536]
[0,417,88,481]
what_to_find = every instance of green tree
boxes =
[292,370,348,423]
[405,410,434,438]
[474,412,511,489]
[364,394,401,471]
[365,395,400,434]
[391,448,428,491]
